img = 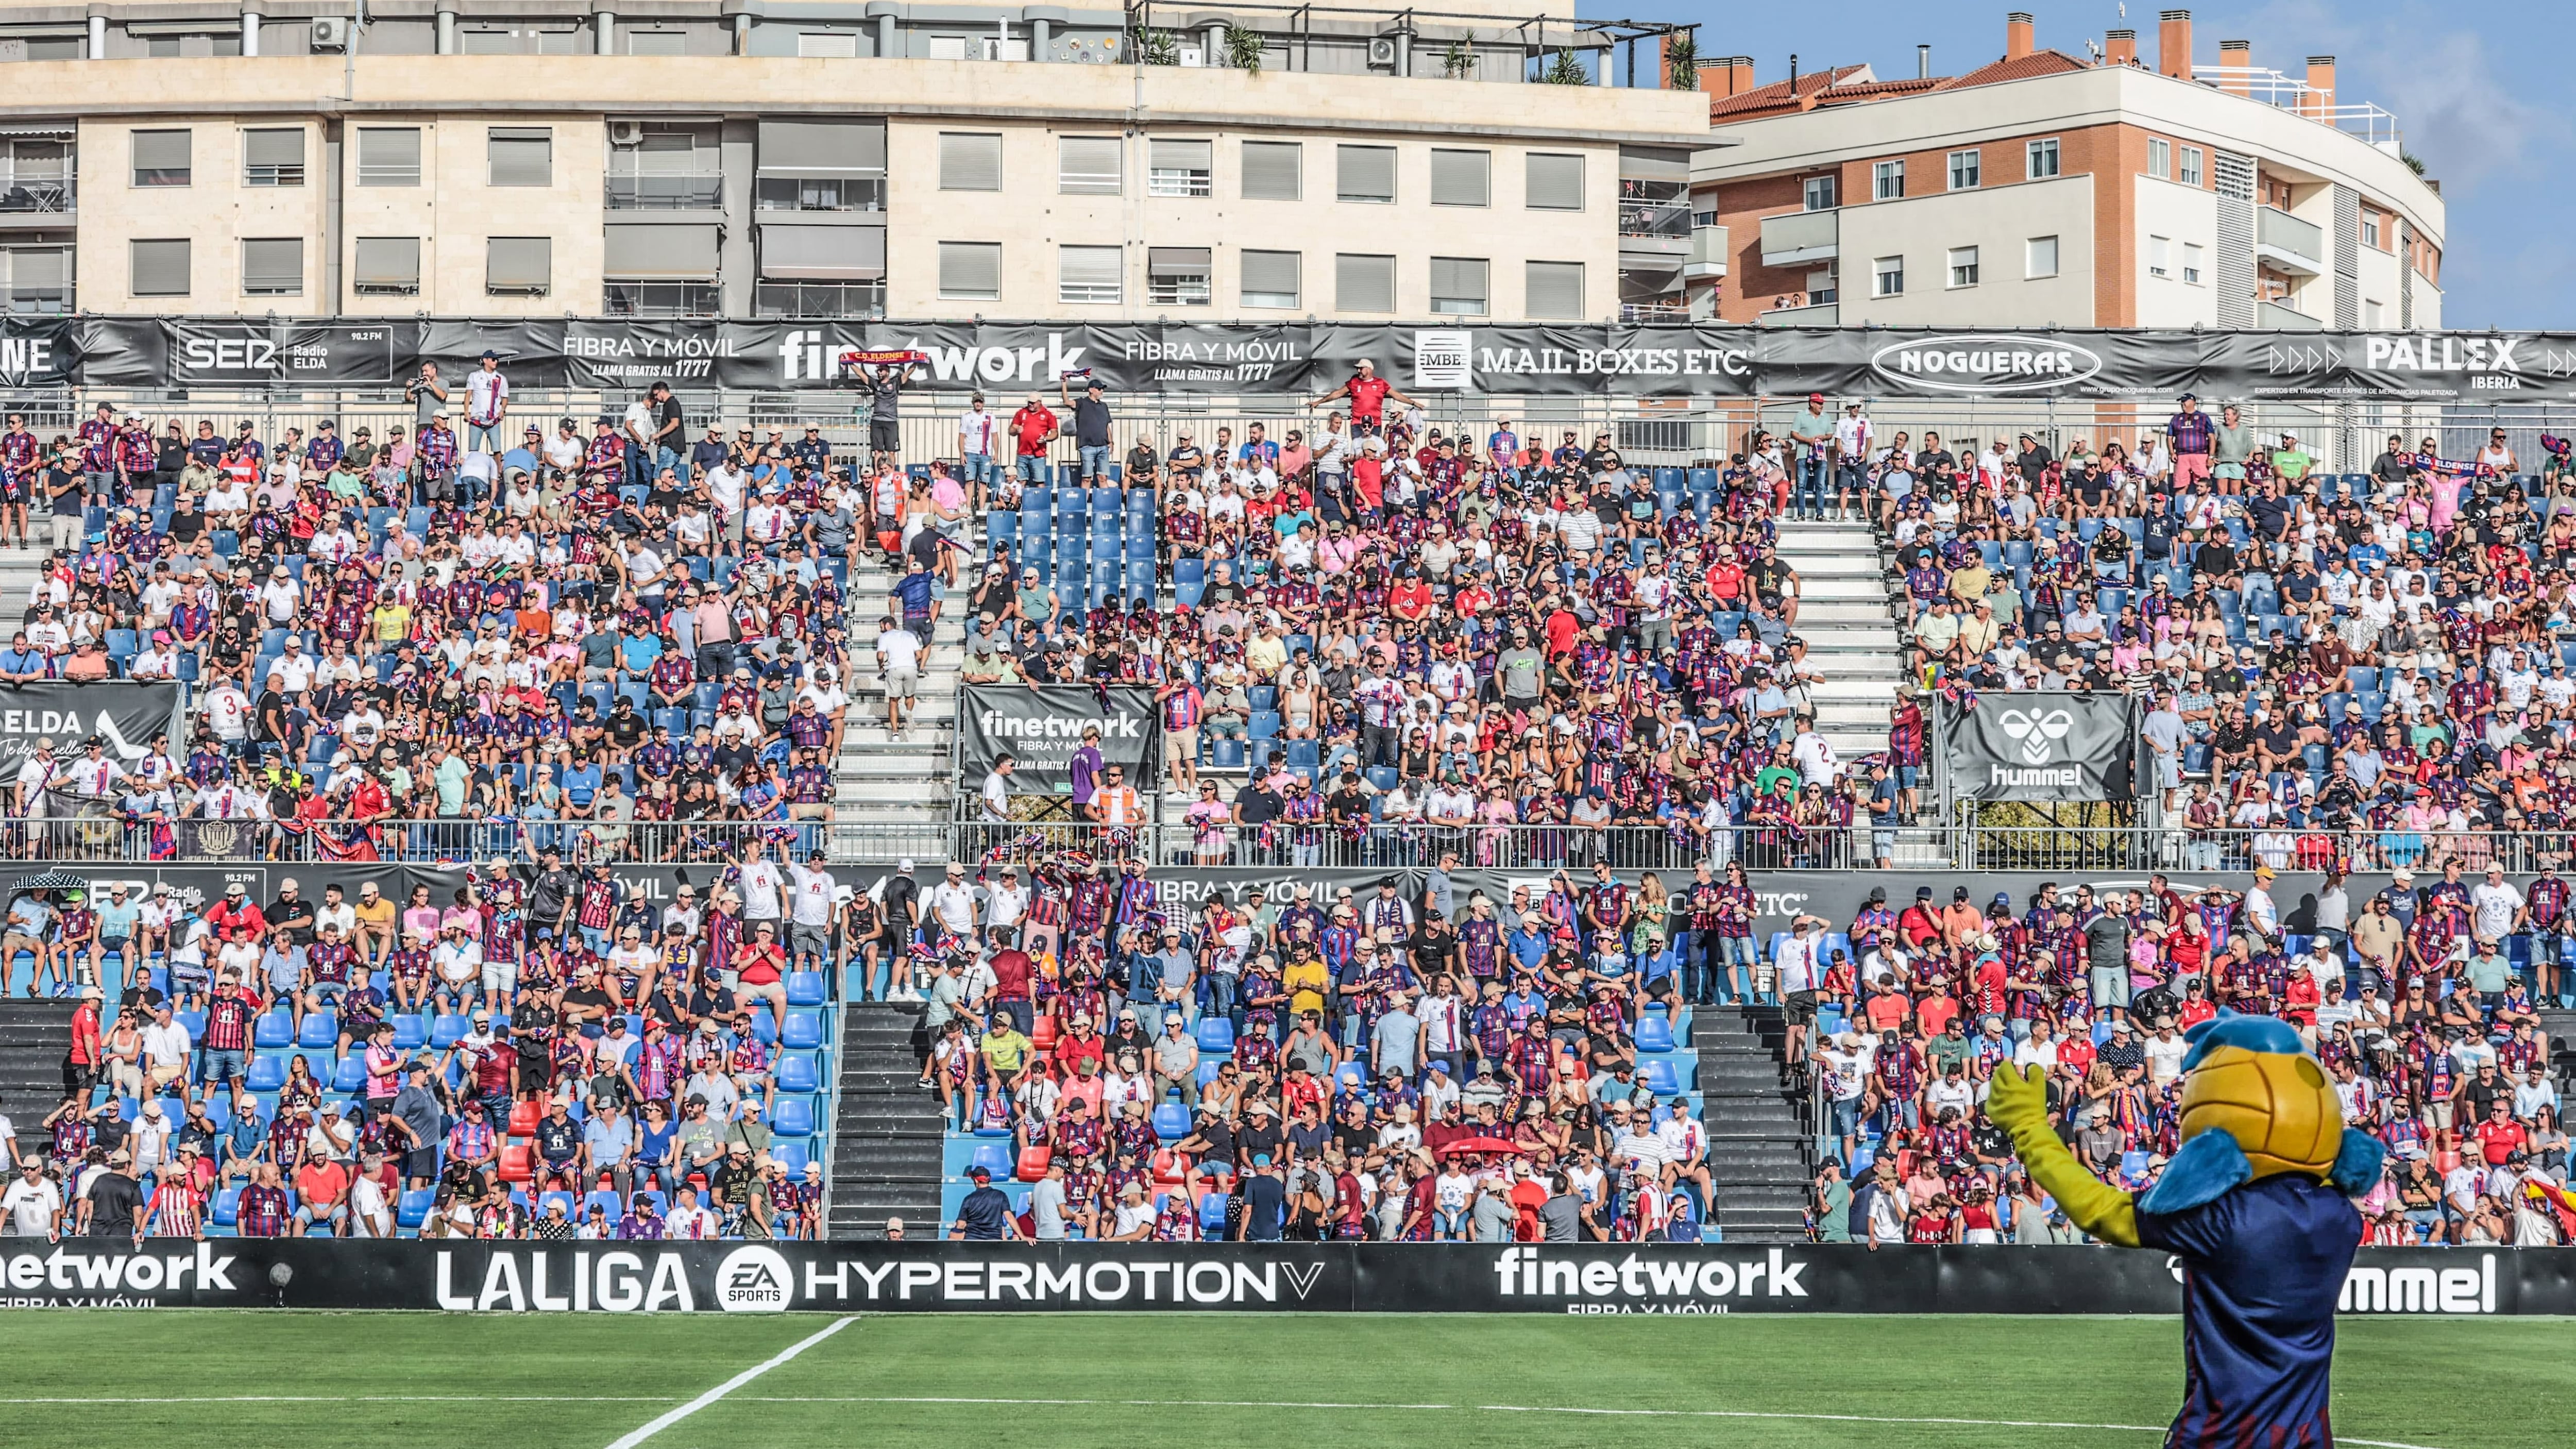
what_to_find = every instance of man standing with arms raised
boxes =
[1309,358,1415,439]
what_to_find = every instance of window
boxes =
[2182,242,2204,284]
[1526,153,1584,211]
[1336,145,1395,204]
[755,119,886,212]
[1147,246,1212,306]
[2027,138,2060,180]
[242,128,304,187]
[130,238,189,296]
[2026,235,2058,278]
[1335,252,1394,313]
[2148,234,2171,278]
[1241,142,1300,201]
[352,237,420,296]
[487,127,551,188]
[2361,211,2382,249]
[1524,260,1582,319]
[1059,136,1121,195]
[2364,298,2383,328]
[357,127,421,187]
[1872,255,1904,297]
[2146,137,2170,180]
[1802,174,1837,211]
[1147,139,1213,198]
[1430,149,1490,207]
[938,132,1002,192]
[1240,250,1300,309]
[796,32,858,58]
[1946,246,1978,288]
[1946,150,1980,191]
[938,241,1001,300]
[1058,245,1121,305]
[242,238,302,296]
[486,237,551,294]
[1872,160,1904,201]
[131,129,190,188]
[2179,146,2202,187]
[626,30,686,55]
[1429,257,1487,315]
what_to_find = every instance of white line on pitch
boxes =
[599,1315,858,1449]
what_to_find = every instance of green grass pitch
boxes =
[0,1311,2560,1447]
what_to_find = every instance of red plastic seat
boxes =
[507,1100,543,1138]
[1030,1016,1061,1051]
[497,1144,536,1184]
[1016,1145,1052,1182]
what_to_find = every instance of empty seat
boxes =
[771,1098,816,1137]
[782,1012,825,1050]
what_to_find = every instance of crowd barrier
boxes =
[1,1240,2565,1315]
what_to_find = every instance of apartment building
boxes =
[1691,9,2445,331]
[0,1,1711,323]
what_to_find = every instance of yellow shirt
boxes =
[1282,956,1330,1018]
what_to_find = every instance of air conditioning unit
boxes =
[607,120,645,146]
[309,14,349,50]
[1176,44,1202,66]
[1366,36,1399,69]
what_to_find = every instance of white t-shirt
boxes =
[3,1175,61,1236]
[876,628,923,675]
[736,861,785,921]
[2469,882,2525,944]
[465,368,509,425]
[788,864,836,928]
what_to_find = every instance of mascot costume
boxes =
[1987,1012,2385,1446]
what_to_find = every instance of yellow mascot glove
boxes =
[1985,1062,2140,1248]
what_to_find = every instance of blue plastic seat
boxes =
[430,1016,471,1049]
[247,1055,289,1091]
[1151,1103,1191,1141]
[782,1012,825,1050]
[397,1188,434,1228]
[331,1057,369,1092]
[1640,1058,1681,1096]
[970,1141,1014,1177]
[785,971,826,1007]
[1636,1016,1674,1053]
[776,1054,821,1094]
[296,1013,338,1049]
[1207,738,1245,770]
[1199,1192,1230,1232]
[583,1189,624,1220]
[771,1098,816,1137]
[253,1011,295,1050]
[1195,1017,1235,1055]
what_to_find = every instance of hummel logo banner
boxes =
[1942,692,2139,802]
[959,686,1163,796]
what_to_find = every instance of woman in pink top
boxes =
[400,883,443,945]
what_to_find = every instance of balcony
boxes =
[2256,298,2323,330]
[0,172,71,226]
[1619,300,1690,322]
[604,281,721,318]
[755,175,885,214]
[1684,223,1729,280]
[756,280,886,319]
[605,173,723,212]
[2255,206,2325,278]
[1761,300,1838,327]
[0,287,70,315]
[1760,209,1837,267]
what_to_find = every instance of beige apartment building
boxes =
[1690,8,2446,331]
[0,1,1714,323]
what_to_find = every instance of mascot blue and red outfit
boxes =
[1988,1012,2385,1447]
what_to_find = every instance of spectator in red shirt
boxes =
[1308,358,1415,435]
[2473,1100,2528,1166]
[1006,394,1057,485]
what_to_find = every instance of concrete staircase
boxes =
[0,1002,67,1166]
[1692,1004,1814,1243]
[823,1001,946,1240]
[1773,518,1903,764]
[834,552,968,837]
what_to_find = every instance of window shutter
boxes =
[939,132,1002,191]
[939,241,1001,298]
[759,226,886,280]
[1240,141,1300,200]
[130,239,190,296]
[486,236,552,290]
[603,224,719,278]
[357,127,421,186]
[1430,149,1489,207]
[1336,145,1395,203]
[241,238,302,295]
[1058,136,1122,194]
[759,120,885,174]
[488,128,552,187]
[1058,244,1122,302]
[1525,153,1583,210]
[1336,253,1394,312]
[1524,260,1582,319]
[243,128,302,169]
[132,129,191,185]
[352,237,420,291]
[1239,249,1299,306]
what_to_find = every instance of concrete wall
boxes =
[1836,173,2096,327]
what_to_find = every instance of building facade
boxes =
[1691,9,2445,331]
[0,1,1711,323]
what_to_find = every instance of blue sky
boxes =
[1581,1,2565,327]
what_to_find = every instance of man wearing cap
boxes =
[1308,358,1414,437]
[948,1164,1025,1241]
[77,1148,144,1242]
[1787,392,1835,520]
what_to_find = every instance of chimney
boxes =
[2217,39,2249,95]
[1917,43,1931,79]
[2006,11,2035,61]
[1699,55,1755,96]
[2303,55,2335,117]
[2105,28,2135,66]
[2157,8,2191,79]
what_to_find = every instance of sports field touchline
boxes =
[0,1390,2451,1448]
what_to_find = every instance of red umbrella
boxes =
[1442,1135,1523,1157]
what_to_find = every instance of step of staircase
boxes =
[825,1001,945,1240]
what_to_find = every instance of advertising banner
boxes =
[957,685,1162,795]
[0,316,78,389]
[0,1241,2558,1316]
[0,682,181,789]
[1942,693,2138,802]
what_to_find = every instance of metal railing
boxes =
[2189,65,2404,152]
[1618,199,1690,240]
[753,281,887,319]
[0,174,71,214]
[6,814,956,867]
[753,176,885,214]
[605,172,725,210]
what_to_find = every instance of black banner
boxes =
[957,685,1162,795]
[0,681,181,793]
[33,319,2576,401]
[0,1240,2559,1315]
[1942,693,2138,802]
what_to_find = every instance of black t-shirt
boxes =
[535,1114,583,1163]
[562,984,616,1022]
[1239,1172,1286,1239]
[1238,1120,1284,1166]
[955,1184,1010,1238]
[606,711,647,749]
[653,396,683,446]
[869,374,904,423]
[268,894,318,947]
[85,1171,144,1237]
[1073,397,1112,449]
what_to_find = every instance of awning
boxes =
[604,223,719,279]
[759,224,884,281]
[0,124,74,137]
[757,119,886,175]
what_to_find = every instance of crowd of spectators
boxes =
[917,850,1714,1243]
[4,355,905,865]
[1790,864,2572,1248]
[3,849,846,1242]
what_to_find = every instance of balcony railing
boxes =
[605,172,724,211]
[1686,223,1729,278]
[754,175,885,213]
[2255,205,2325,276]
[1760,300,1838,327]
[0,286,72,315]
[2190,65,2403,151]
[2256,297,2323,330]
[0,174,71,216]
[1618,299,1689,322]
[1618,199,1690,239]
[603,280,721,317]
[757,280,886,318]
[1759,208,1838,266]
